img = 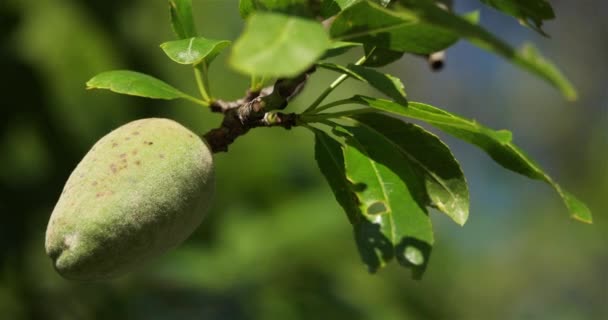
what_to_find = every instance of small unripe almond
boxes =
[45,118,214,280]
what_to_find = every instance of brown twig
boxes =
[203,67,315,153]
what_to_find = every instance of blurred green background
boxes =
[1,0,606,319]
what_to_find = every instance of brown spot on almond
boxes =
[159,154,165,159]
[119,153,127,158]
[112,143,118,148]
[92,181,98,186]
[132,150,138,156]
[132,131,140,136]
[135,160,141,166]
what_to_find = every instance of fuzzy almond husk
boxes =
[45,118,214,280]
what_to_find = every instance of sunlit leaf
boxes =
[169,0,197,39]
[348,95,592,223]
[161,37,231,65]
[348,113,469,225]
[314,129,390,272]
[336,119,434,276]
[230,13,330,77]
[86,70,190,100]
[314,126,435,277]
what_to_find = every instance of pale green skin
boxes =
[45,118,214,281]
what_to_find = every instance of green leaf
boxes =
[230,13,331,78]
[396,0,577,100]
[348,113,469,225]
[314,126,434,277]
[314,129,392,273]
[363,46,404,67]
[336,119,434,277]
[321,41,361,60]
[516,43,577,100]
[314,130,362,225]
[330,1,460,54]
[239,0,255,18]
[321,0,390,17]
[348,95,592,223]
[480,0,555,36]
[161,37,231,65]
[86,70,190,100]
[169,0,197,39]
[239,0,314,18]
[318,63,407,104]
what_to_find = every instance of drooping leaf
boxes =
[516,43,577,100]
[318,63,407,103]
[479,0,555,36]
[348,113,469,225]
[313,127,433,277]
[335,120,434,277]
[363,46,404,67]
[314,129,392,272]
[314,129,361,225]
[330,1,459,54]
[161,37,231,65]
[86,70,190,100]
[347,95,592,223]
[396,0,577,100]
[169,0,197,39]
[230,13,331,77]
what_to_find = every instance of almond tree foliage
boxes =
[86,0,592,277]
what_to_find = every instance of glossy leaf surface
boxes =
[348,113,469,225]
[86,70,189,100]
[348,95,592,223]
[314,126,433,277]
[161,37,231,65]
[337,118,435,276]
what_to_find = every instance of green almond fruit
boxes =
[45,118,215,280]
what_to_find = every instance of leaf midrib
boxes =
[352,119,461,213]
[348,135,397,245]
